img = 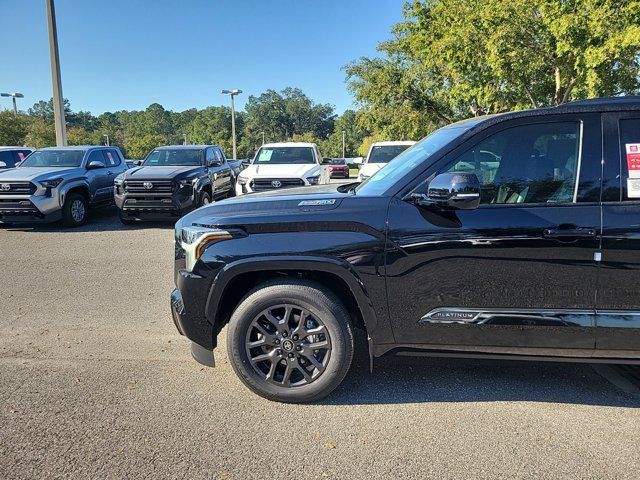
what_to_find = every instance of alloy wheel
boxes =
[245,304,332,387]
[71,199,86,223]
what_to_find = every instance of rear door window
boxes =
[0,151,15,167]
[618,118,640,200]
[105,149,121,166]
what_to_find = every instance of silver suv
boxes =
[0,146,128,227]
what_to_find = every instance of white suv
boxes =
[357,140,416,182]
[236,142,330,195]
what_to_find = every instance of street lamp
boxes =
[1,92,24,115]
[45,0,67,146]
[221,89,242,159]
[103,134,109,146]
[182,133,187,145]
[342,130,346,159]
[260,131,265,145]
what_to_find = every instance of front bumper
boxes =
[171,288,216,367]
[0,193,63,223]
[236,177,311,195]
[115,187,196,221]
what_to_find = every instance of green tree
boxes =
[347,0,640,138]
[186,106,233,152]
[124,134,165,159]
[322,110,368,158]
[67,127,101,146]
[24,120,56,148]
[0,111,29,145]
[27,98,72,123]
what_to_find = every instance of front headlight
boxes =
[178,178,196,187]
[114,174,125,185]
[40,178,63,189]
[237,175,248,185]
[306,175,320,185]
[179,226,233,271]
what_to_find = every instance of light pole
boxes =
[342,130,346,158]
[45,0,67,146]
[260,131,265,145]
[103,134,109,146]
[221,89,242,159]
[182,133,187,145]
[1,92,24,115]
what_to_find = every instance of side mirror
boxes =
[413,172,481,210]
[133,160,143,167]
[208,159,223,167]
[353,157,364,165]
[87,160,105,170]
[322,158,332,165]
[0,161,6,168]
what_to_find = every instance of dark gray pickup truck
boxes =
[114,145,239,223]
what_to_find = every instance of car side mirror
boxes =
[133,160,143,167]
[413,172,481,210]
[0,161,6,168]
[208,159,223,167]
[87,160,106,170]
[322,158,332,165]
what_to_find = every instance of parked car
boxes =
[114,145,234,224]
[327,158,350,178]
[0,146,127,227]
[357,140,416,182]
[0,147,34,169]
[171,97,640,403]
[235,142,331,195]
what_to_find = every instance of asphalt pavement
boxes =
[1,202,639,479]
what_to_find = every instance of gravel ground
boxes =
[1,205,639,480]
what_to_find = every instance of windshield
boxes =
[330,158,346,165]
[20,150,84,168]
[368,144,412,164]
[254,147,315,165]
[143,149,202,167]
[356,125,472,196]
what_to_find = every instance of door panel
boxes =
[385,115,602,351]
[598,113,640,352]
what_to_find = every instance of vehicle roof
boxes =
[0,146,34,151]
[39,145,115,151]
[154,145,219,150]
[371,141,417,147]
[261,142,317,148]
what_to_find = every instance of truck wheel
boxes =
[227,279,354,403]
[61,193,88,227]
[199,191,212,207]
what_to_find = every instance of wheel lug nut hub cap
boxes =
[282,339,295,352]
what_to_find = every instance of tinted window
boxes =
[0,151,15,167]
[330,158,346,165]
[368,145,412,163]
[20,150,84,168]
[205,148,215,163]
[105,149,121,166]
[15,150,31,164]
[86,150,106,166]
[254,147,315,165]
[143,149,202,167]
[444,122,580,204]
[619,118,640,201]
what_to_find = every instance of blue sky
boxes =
[0,0,404,115]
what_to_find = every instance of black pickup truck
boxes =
[114,145,237,223]
[171,97,640,403]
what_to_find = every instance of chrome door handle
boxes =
[543,228,596,238]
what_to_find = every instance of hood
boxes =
[123,165,202,180]
[360,163,384,177]
[0,167,84,183]
[179,184,352,228]
[240,163,321,179]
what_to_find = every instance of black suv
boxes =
[114,145,235,223]
[171,97,640,403]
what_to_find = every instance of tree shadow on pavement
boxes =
[325,332,640,407]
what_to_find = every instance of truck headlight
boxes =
[114,174,125,186]
[306,175,320,185]
[237,175,248,185]
[179,226,233,271]
[40,178,63,189]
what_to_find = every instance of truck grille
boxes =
[124,180,174,193]
[0,182,36,196]
[0,199,40,215]
[252,178,305,191]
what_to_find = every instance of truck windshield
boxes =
[143,149,202,167]
[254,147,315,165]
[20,150,84,168]
[356,124,474,196]
[368,145,412,163]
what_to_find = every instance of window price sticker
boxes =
[627,178,640,198]
[626,143,640,178]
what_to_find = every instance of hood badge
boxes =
[0,184,10,191]
[298,199,336,206]
[143,182,154,190]
[271,180,282,188]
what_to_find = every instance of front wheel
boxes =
[227,279,354,403]
[61,193,88,227]
[199,190,212,207]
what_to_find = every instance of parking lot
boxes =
[0,204,639,479]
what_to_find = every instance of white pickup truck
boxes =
[236,142,331,195]
[357,140,416,182]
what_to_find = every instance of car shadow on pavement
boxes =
[0,206,175,233]
[325,334,640,407]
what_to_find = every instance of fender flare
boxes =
[205,255,380,336]
[195,177,212,195]
[59,179,92,206]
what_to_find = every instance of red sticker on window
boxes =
[626,144,640,178]
[17,153,25,160]
[107,152,113,160]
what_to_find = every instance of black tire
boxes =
[227,279,354,403]
[61,193,88,227]
[199,190,212,207]
[119,211,136,225]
